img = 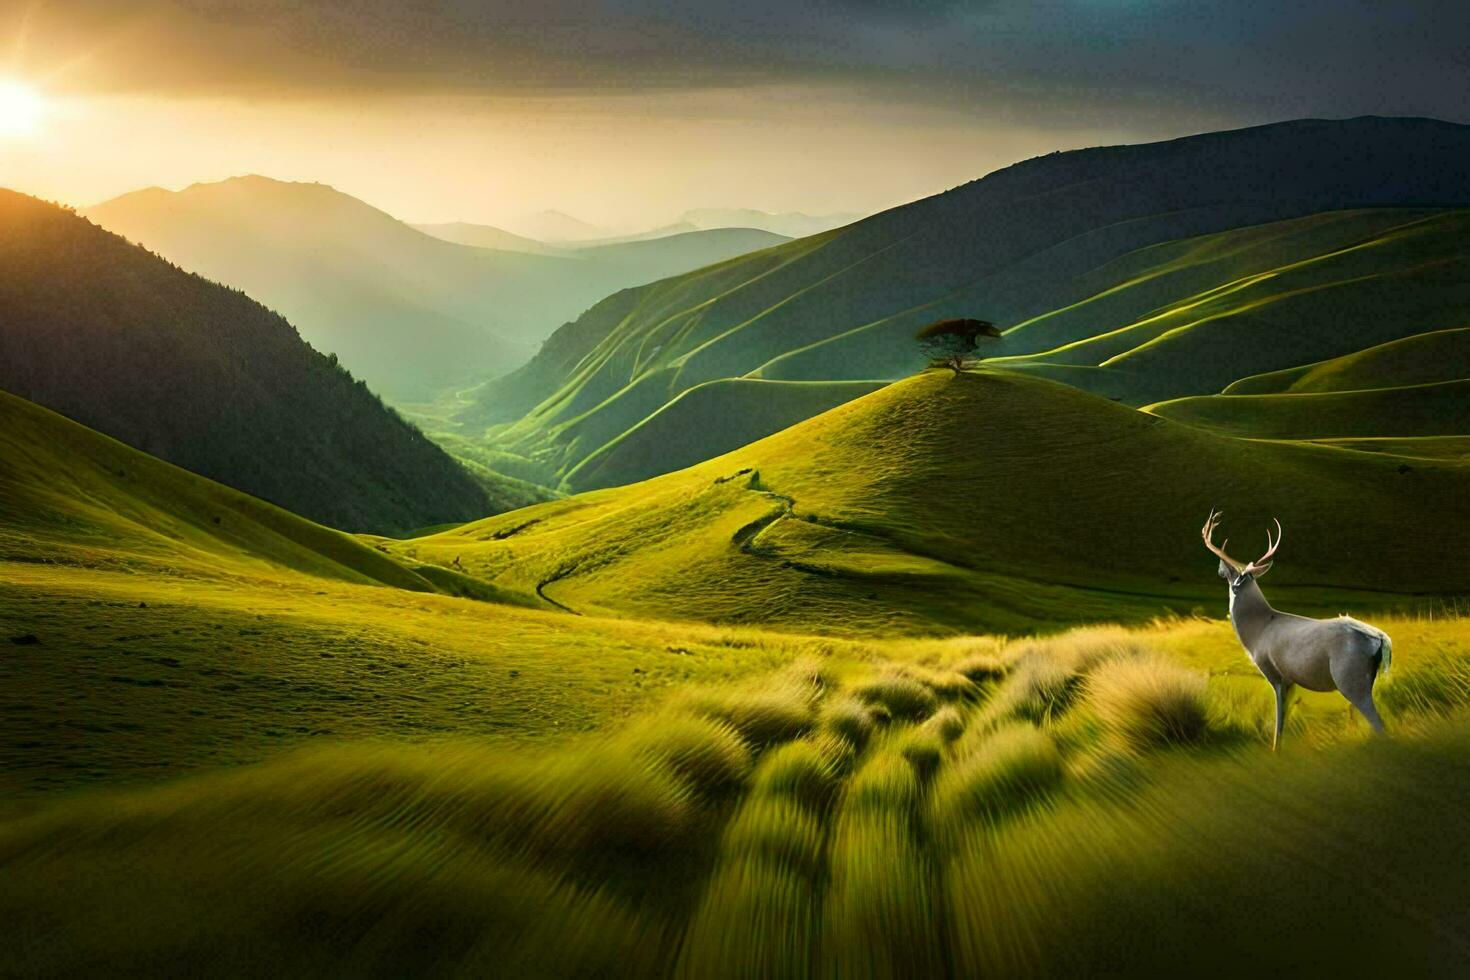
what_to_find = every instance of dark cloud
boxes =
[11,1,1469,125]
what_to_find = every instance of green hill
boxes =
[995,209,1470,404]
[458,118,1470,490]
[565,379,888,491]
[0,390,434,590]
[1224,326,1470,394]
[87,179,788,401]
[395,369,1470,636]
[1146,380,1470,440]
[0,190,494,534]
[0,388,834,798]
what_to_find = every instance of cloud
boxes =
[8,1,1469,125]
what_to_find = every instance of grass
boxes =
[6,372,1470,972]
[1084,655,1210,750]
[6,610,1470,974]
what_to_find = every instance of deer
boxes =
[1201,510,1392,750]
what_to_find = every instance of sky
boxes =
[1,1,1467,232]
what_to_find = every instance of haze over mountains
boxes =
[489,206,860,245]
[459,117,1470,491]
[84,178,789,401]
[0,190,496,534]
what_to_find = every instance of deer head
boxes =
[1202,510,1281,592]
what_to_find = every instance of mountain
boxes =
[458,117,1470,491]
[681,207,862,238]
[573,227,789,270]
[505,208,605,242]
[400,370,1470,636]
[86,178,791,401]
[409,221,566,255]
[0,189,493,534]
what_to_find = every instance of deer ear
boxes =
[1251,561,1274,578]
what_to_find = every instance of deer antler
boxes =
[1201,510,1244,572]
[1242,518,1282,576]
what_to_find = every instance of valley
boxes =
[5,112,1470,976]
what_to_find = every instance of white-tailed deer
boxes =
[1202,511,1392,750]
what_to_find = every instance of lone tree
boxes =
[916,317,1001,375]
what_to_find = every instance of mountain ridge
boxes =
[0,189,496,534]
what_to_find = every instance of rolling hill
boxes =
[85,178,788,400]
[459,117,1470,491]
[992,208,1470,404]
[0,189,494,534]
[394,369,1470,636]
[0,389,436,590]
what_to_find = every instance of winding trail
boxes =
[535,569,581,615]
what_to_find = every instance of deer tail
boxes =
[1375,631,1393,678]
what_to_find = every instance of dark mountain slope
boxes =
[0,190,491,534]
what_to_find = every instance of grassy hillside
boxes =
[1224,326,1470,394]
[0,393,841,801]
[565,379,888,491]
[1147,380,1470,440]
[5,616,1469,975]
[392,370,1470,636]
[996,209,1470,404]
[87,178,789,401]
[0,391,435,589]
[458,118,1470,489]
[0,191,493,534]
[5,355,1470,972]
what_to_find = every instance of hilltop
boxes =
[394,369,1470,635]
[0,190,493,533]
[459,117,1470,490]
[86,179,789,400]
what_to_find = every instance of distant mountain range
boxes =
[458,117,1470,491]
[489,207,860,246]
[0,189,498,534]
[85,178,789,401]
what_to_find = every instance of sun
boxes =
[0,80,43,138]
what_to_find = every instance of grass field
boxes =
[4,611,1469,975]
[4,375,1470,973]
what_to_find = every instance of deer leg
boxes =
[1348,691,1387,736]
[1271,683,1290,752]
[1332,654,1388,737]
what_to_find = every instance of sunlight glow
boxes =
[0,79,43,138]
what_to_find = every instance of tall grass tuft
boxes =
[719,795,826,881]
[923,705,966,743]
[821,742,942,977]
[1085,656,1210,751]
[821,694,877,751]
[752,739,842,814]
[621,714,752,795]
[683,679,816,748]
[931,723,1063,844]
[896,726,944,781]
[854,673,939,721]
[675,860,817,979]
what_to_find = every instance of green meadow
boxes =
[5,358,1470,974]
[7,117,1470,976]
